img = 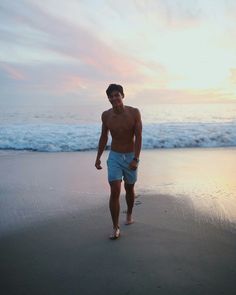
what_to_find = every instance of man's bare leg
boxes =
[109,180,121,230]
[124,183,135,225]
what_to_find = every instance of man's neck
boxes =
[113,105,125,114]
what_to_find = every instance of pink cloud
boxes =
[1,1,170,86]
[1,1,175,101]
[1,2,141,80]
[0,62,26,80]
[132,87,236,104]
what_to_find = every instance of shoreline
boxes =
[0,145,236,154]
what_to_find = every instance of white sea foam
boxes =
[0,122,236,152]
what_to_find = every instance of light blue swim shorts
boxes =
[107,150,138,184]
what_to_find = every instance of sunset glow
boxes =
[0,0,236,105]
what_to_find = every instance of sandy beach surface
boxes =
[0,148,236,294]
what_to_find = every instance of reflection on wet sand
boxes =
[137,148,236,228]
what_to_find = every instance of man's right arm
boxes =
[95,113,109,170]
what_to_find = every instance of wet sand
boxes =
[0,149,236,294]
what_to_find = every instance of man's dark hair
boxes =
[106,84,124,98]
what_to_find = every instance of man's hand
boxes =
[95,159,102,170]
[129,160,138,170]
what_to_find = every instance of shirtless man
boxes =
[95,84,142,239]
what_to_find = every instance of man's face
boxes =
[108,90,124,107]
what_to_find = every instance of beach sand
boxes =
[0,148,236,294]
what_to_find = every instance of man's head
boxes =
[106,84,124,107]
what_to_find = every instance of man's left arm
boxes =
[130,109,142,170]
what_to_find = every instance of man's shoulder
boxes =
[101,108,112,120]
[102,108,112,115]
[125,106,140,115]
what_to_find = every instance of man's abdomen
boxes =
[111,140,134,153]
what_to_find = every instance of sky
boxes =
[0,0,236,106]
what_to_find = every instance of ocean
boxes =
[0,103,236,152]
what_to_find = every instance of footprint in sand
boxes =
[135,200,142,206]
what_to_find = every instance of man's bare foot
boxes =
[125,214,134,225]
[109,227,120,240]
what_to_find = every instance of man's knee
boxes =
[110,180,121,197]
[124,183,135,194]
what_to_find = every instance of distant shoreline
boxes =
[1,145,236,155]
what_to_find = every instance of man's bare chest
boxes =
[106,114,135,133]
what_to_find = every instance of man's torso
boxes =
[103,106,137,153]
